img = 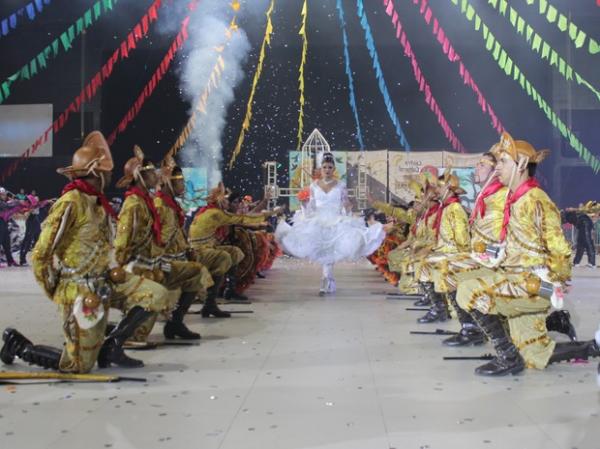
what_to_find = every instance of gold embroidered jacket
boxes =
[114,194,163,266]
[32,190,112,304]
[188,208,270,248]
[503,187,571,283]
[433,202,470,254]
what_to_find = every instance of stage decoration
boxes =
[522,0,599,55]
[228,0,276,168]
[0,0,123,104]
[296,0,308,150]
[1,0,52,39]
[0,0,164,183]
[106,16,191,145]
[406,0,504,134]
[166,5,241,159]
[383,0,465,153]
[450,0,600,172]
[488,0,600,103]
[356,0,410,150]
[336,0,365,151]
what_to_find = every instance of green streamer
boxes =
[487,0,600,104]
[521,0,599,55]
[451,0,600,172]
[0,0,120,104]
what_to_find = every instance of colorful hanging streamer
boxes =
[1,0,52,39]
[383,0,465,153]
[488,0,600,103]
[296,0,308,150]
[450,0,600,172]
[523,0,599,55]
[336,0,365,151]
[106,17,191,145]
[0,0,164,184]
[408,0,504,135]
[0,0,122,105]
[228,0,275,168]
[166,13,240,159]
[356,0,410,150]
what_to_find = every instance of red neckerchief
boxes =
[412,205,438,236]
[434,196,461,238]
[125,186,163,246]
[410,223,417,236]
[194,203,229,241]
[469,179,504,225]
[499,178,540,242]
[62,179,117,219]
[195,203,217,217]
[157,191,185,227]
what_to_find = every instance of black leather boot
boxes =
[223,269,249,302]
[548,340,600,364]
[20,345,62,370]
[545,310,577,342]
[98,306,152,368]
[417,293,449,324]
[443,323,486,346]
[201,277,231,318]
[1,328,33,365]
[1,328,61,369]
[471,310,525,376]
[164,292,202,339]
[414,282,432,307]
[442,292,485,346]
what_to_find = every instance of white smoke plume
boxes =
[177,0,253,186]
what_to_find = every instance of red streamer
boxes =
[383,0,466,153]
[0,0,164,183]
[400,0,505,136]
[106,16,190,145]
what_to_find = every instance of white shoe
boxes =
[319,277,336,295]
[319,278,328,296]
[587,264,596,268]
[326,278,336,293]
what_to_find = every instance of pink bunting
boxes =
[383,0,466,153]
[407,0,505,135]
[106,17,190,145]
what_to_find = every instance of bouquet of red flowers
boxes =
[296,187,310,202]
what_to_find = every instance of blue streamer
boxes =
[1,0,51,39]
[355,0,410,150]
[336,0,365,151]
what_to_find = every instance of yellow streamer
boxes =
[228,0,276,168]
[296,0,308,150]
[166,10,239,159]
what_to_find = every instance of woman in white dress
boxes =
[276,152,386,295]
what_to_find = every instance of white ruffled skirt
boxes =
[275,212,385,265]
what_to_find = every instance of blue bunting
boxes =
[355,0,410,150]
[1,0,51,39]
[336,0,365,151]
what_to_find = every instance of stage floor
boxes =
[1,258,600,449]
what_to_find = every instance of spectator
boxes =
[0,187,17,267]
[15,188,27,201]
[563,210,596,268]
[19,194,43,266]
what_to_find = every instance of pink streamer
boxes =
[383,0,466,153]
[407,0,504,134]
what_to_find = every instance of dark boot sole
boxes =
[0,344,15,365]
[475,366,525,376]
[442,338,486,347]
